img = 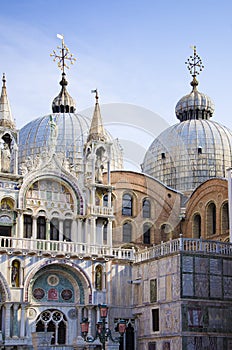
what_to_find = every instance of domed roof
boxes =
[142,119,232,193]
[142,47,232,194]
[175,86,215,121]
[18,112,123,171]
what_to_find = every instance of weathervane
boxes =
[50,34,76,74]
[185,46,204,88]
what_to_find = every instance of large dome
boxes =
[142,119,232,193]
[18,112,123,171]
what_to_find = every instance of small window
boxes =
[142,199,151,218]
[148,342,156,350]
[103,194,108,207]
[198,147,202,154]
[150,279,157,303]
[143,223,151,244]
[24,215,32,238]
[63,219,72,241]
[207,202,216,236]
[37,216,46,240]
[161,152,166,159]
[123,222,132,243]
[50,218,59,241]
[152,309,159,332]
[122,194,133,216]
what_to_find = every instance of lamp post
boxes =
[80,304,126,350]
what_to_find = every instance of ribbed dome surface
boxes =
[18,113,123,170]
[142,119,232,193]
[175,89,214,121]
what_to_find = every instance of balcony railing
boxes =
[134,236,232,263]
[87,205,113,216]
[0,236,231,262]
[0,236,134,260]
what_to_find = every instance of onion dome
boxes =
[0,74,15,129]
[142,47,232,194]
[52,72,76,113]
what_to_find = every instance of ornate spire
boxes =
[0,74,15,129]
[51,35,77,113]
[87,89,106,142]
[185,45,204,90]
[175,47,214,121]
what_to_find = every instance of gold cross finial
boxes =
[50,34,76,74]
[185,46,204,83]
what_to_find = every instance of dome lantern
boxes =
[175,46,214,122]
[50,34,77,113]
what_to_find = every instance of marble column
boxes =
[12,303,19,337]
[4,303,12,338]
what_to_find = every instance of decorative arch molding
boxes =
[18,172,85,215]
[0,271,11,301]
[24,259,92,303]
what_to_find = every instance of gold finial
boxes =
[91,89,99,103]
[50,34,76,74]
[185,46,204,89]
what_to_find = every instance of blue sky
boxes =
[1,0,232,169]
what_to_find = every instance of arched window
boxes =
[37,216,46,239]
[24,215,32,238]
[103,194,108,207]
[206,202,216,236]
[63,219,72,241]
[221,202,229,236]
[122,194,133,216]
[36,310,67,345]
[143,223,151,244]
[123,222,132,242]
[192,214,201,238]
[50,218,59,241]
[11,259,20,287]
[160,223,172,241]
[95,265,103,290]
[142,199,151,218]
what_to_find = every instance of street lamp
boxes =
[80,304,126,349]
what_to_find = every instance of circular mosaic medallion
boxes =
[68,308,78,319]
[47,274,59,286]
[33,288,45,300]
[61,289,73,300]
[28,308,37,319]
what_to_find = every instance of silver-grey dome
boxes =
[19,113,123,171]
[175,89,214,122]
[142,119,232,193]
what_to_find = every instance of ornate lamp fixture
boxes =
[80,304,126,349]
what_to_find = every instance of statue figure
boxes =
[1,143,11,173]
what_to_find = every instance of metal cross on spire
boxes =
[50,34,76,74]
[185,46,204,89]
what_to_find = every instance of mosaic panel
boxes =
[182,256,194,273]
[159,276,166,301]
[224,259,232,276]
[161,306,180,334]
[210,275,222,298]
[195,274,208,298]
[223,276,232,299]
[182,274,194,297]
[183,336,225,350]
[172,274,180,299]
[195,257,208,274]
[210,259,222,275]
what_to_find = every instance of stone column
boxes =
[4,303,12,338]
[77,219,82,243]
[20,304,26,338]
[71,220,77,242]
[46,219,50,240]
[17,211,24,239]
[107,219,113,247]
[12,303,19,337]
[59,219,63,241]
[32,217,37,239]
